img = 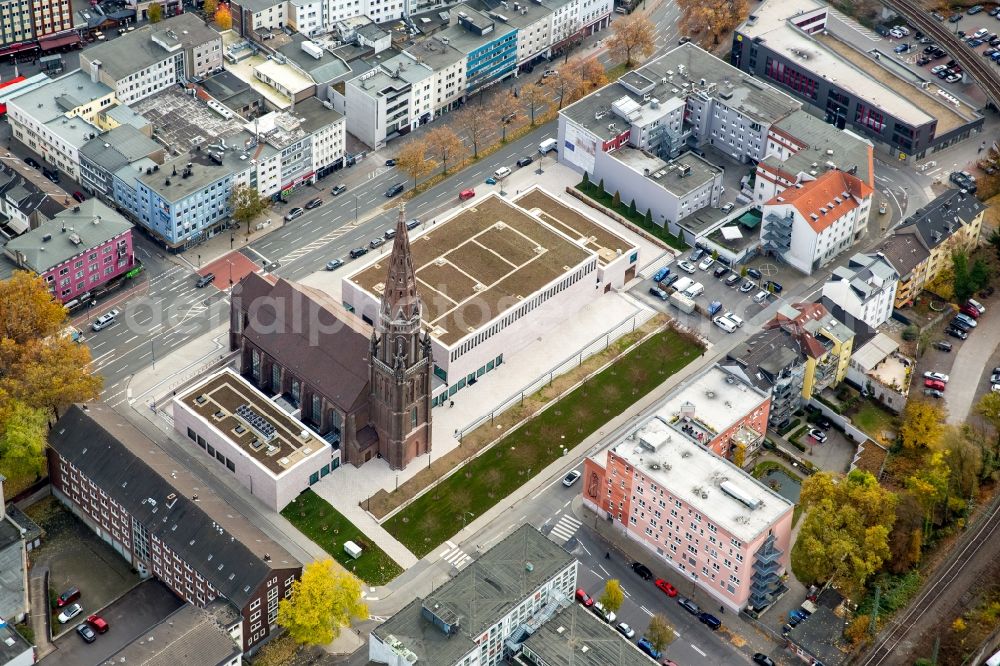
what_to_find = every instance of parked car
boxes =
[662,274,680,288]
[956,313,978,328]
[516,156,534,167]
[924,378,946,391]
[91,309,120,332]
[575,588,594,607]
[384,228,397,240]
[43,167,60,182]
[24,156,40,168]
[349,247,368,258]
[385,159,397,167]
[653,266,670,282]
[56,587,81,608]
[946,326,969,340]
[725,273,742,287]
[740,280,755,293]
[699,612,722,630]
[459,188,475,201]
[406,218,421,230]
[76,623,97,643]
[923,371,950,383]
[591,601,616,623]
[753,290,770,304]
[764,280,783,294]
[698,256,715,270]
[616,622,635,638]
[87,615,109,633]
[331,184,347,196]
[808,428,827,443]
[713,265,729,278]
[747,267,763,280]
[58,603,84,624]
[631,562,653,580]
[369,237,386,249]
[753,655,777,666]
[654,578,678,597]
[933,340,953,352]
[967,298,986,314]
[649,286,669,301]
[689,248,706,262]
[924,388,945,398]
[893,43,910,53]
[949,13,963,22]
[723,311,744,328]
[562,470,581,486]
[72,191,86,202]
[961,304,981,319]
[677,596,700,615]
[950,317,973,332]
[494,166,512,179]
[305,198,323,210]
[636,638,661,660]
[677,260,696,274]
[714,315,737,333]
[195,273,215,288]
[325,259,344,271]
[931,64,949,73]
[385,182,405,197]
[284,207,304,221]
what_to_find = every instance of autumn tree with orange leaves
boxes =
[677,0,749,47]
[606,13,655,67]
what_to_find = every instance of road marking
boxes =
[123,335,138,344]
[690,644,706,657]
[639,605,653,617]
[549,514,582,543]
[562,499,571,509]
[599,565,610,576]
[440,544,472,569]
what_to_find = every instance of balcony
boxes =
[748,533,786,611]
[762,211,793,253]
[813,354,840,390]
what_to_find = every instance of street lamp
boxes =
[354,195,359,222]
[230,233,234,250]
[461,511,475,529]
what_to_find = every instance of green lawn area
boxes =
[384,327,704,558]
[281,490,403,586]
[850,401,898,439]
[575,181,689,251]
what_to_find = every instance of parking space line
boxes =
[639,605,653,616]
[690,644,706,657]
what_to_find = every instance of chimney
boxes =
[89,59,102,84]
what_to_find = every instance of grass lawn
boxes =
[575,181,689,251]
[384,327,704,558]
[281,490,403,586]
[850,401,898,440]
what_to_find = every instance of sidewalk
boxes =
[28,568,53,659]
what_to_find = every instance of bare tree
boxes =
[495,90,519,143]
[452,103,495,159]
[550,69,583,110]
[425,126,466,175]
[677,0,749,47]
[606,13,656,67]
[566,56,608,99]
[520,83,549,126]
[396,138,437,189]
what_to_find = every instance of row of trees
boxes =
[793,393,1000,611]
[0,272,102,496]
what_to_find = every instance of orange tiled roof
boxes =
[766,170,874,233]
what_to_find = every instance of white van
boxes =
[538,138,557,154]
[672,276,694,294]
[713,316,737,333]
[753,290,770,304]
[683,282,704,298]
[494,166,512,179]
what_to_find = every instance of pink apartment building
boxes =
[582,365,793,613]
[3,199,134,305]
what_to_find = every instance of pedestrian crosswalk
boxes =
[549,514,582,544]
[440,541,473,569]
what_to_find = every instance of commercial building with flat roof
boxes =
[370,524,576,666]
[582,400,793,613]
[103,602,243,666]
[731,0,983,160]
[0,618,32,666]
[79,124,165,197]
[81,14,223,106]
[47,404,302,654]
[4,199,135,304]
[518,603,653,666]
[342,191,638,403]
[172,368,339,510]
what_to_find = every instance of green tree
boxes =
[899,399,945,450]
[646,614,675,653]
[229,184,269,229]
[148,2,162,22]
[740,265,748,277]
[645,208,653,225]
[988,229,1000,262]
[203,0,217,16]
[951,251,975,304]
[0,400,48,490]
[629,199,637,217]
[599,579,624,614]
[906,449,950,539]
[901,324,919,341]
[612,191,621,208]
[582,171,589,185]
[970,257,989,292]
[277,559,368,645]
[791,470,896,593]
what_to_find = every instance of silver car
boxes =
[562,470,581,487]
[91,309,120,332]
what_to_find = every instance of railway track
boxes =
[883,0,1000,109]
[857,497,1000,665]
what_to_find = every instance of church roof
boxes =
[232,273,372,415]
[382,205,422,322]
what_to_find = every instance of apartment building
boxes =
[877,189,985,308]
[405,35,466,116]
[345,53,434,149]
[0,0,72,51]
[370,525,576,666]
[821,252,898,329]
[80,14,224,106]
[767,302,854,399]
[232,0,287,37]
[732,0,983,160]
[0,161,65,239]
[582,412,793,613]
[48,404,302,654]
[79,124,164,198]
[721,327,809,430]
[434,5,518,96]
[6,70,116,180]
[4,200,135,305]
[760,168,873,275]
[172,369,339,511]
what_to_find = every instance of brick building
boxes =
[47,404,302,653]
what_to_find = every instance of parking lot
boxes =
[39,580,185,666]
[24,496,141,639]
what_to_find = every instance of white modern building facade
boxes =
[821,252,898,329]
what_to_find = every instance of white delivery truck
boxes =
[672,276,694,294]
[538,138,557,154]
[670,291,696,314]
[683,281,704,298]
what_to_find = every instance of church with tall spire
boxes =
[366,205,433,469]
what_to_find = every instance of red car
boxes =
[924,378,946,391]
[960,304,980,319]
[87,614,109,633]
[654,578,678,597]
[575,588,594,607]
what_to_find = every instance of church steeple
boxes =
[381,204,421,323]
